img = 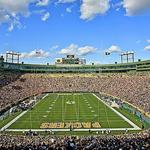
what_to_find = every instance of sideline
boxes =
[92,94,141,130]
[6,127,141,132]
[0,94,49,131]
[1,93,141,132]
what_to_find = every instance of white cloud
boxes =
[112,2,123,12]
[106,45,122,53]
[57,0,76,3]
[66,4,74,13]
[147,39,150,43]
[8,24,14,32]
[80,0,110,20]
[144,45,150,51]
[78,46,96,55]
[50,45,59,50]
[0,0,51,31]
[112,2,123,8]
[36,0,50,6]
[41,12,50,21]
[66,7,72,13]
[20,49,50,58]
[123,0,150,16]
[33,9,47,14]
[0,0,35,31]
[0,0,32,16]
[59,44,78,55]
[0,10,10,24]
[59,43,96,56]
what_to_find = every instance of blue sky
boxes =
[0,0,150,64]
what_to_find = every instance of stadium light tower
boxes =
[120,51,134,63]
[6,51,21,64]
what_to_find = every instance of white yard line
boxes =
[104,104,110,128]
[61,95,63,121]
[64,95,68,121]
[1,111,28,131]
[77,94,80,121]
[42,94,49,100]
[1,93,141,132]
[92,94,141,130]
[0,94,49,131]
[74,94,78,121]
[58,93,83,95]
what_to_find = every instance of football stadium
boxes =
[0,0,150,149]
[0,55,150,149]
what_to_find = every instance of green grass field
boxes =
[8,93,134,129]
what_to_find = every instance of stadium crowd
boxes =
[0,73,150,115]
[0,130,149,150]
[0,72,150,149]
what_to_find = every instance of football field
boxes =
[3,93,141,131]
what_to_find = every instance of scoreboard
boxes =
[56,55,86,65]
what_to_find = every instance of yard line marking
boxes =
[58,93,83,95]
[74,94,78,121]
[77,94,80,121]
[50,94,59,120]
[64,95,67,122]
[81,94,90,119]
[30,109,32,129]
[1,111,28,131]
[92,94,141,130]
[104,104,110,128]
[61,95,63,122]
[63,95,65,121]
[0,94,49,131]
[12,119,132,123]
[83,94,98,121]
[2,93,142,132]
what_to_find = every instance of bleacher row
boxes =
[0,60,150,149]
[0,130,149,150]
[0,72,150,116]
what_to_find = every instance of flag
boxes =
[105,52,110,55]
